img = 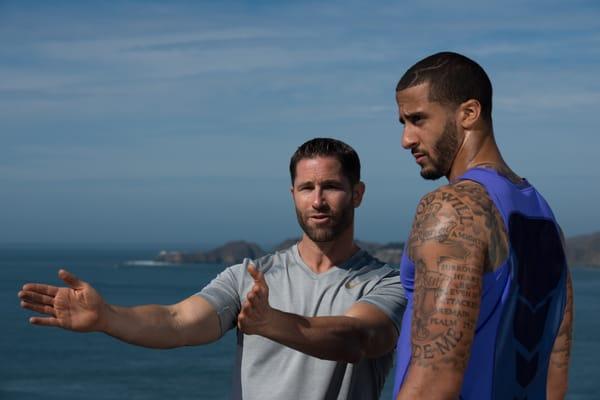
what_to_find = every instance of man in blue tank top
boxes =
[392,52,573,399]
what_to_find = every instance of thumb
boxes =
[247,263,265,284]
[58,269,85,289]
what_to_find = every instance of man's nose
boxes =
[401,126,417,150]
[312,188,326,208]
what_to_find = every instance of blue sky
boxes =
[2,0,599,248]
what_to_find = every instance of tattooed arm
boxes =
[547,269,573,400]
[397,182,504,399]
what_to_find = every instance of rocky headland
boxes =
[566,231,600,268]
[156,238,404,266]
[157,241,266,265]
[155,231,600,268]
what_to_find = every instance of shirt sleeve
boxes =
[358,269,407,335]
[195,263,245,336]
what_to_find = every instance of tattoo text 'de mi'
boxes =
[412,327,464,360]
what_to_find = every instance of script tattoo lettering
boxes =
[408,181,507,372]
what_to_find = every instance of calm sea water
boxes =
[1,245,597,399]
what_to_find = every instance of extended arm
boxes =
[18,269,221,349]
[237,265,398,363]
[397,185,494,399]
[547,270,573,400]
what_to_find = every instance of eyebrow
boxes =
[320,179,345,186]
[399,111,425,125]
[295,178,345,188]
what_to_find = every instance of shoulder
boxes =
[416,180,494,216]
[252,246,296,273]
[408,182,490,259]
[409,181,507,271]
[228,246,299,282]
[351,251,404,287]
[351,250,399,279]
[414,180,500,228]
[219,249,287,279]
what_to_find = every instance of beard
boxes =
[295,201,355,243]
[420,119,459,180]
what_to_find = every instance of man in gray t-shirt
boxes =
[200,245,403,399]
[19,138,406,399]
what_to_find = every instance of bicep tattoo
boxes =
[408,184,493,371]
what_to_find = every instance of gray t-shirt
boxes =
[197,244,406,400]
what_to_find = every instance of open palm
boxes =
[19,269,107,332]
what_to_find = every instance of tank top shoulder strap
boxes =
[456,167,526,226]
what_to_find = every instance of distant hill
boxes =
[155,232,600,268]
[356,240,404,265]
[566,232,600,268]
[156,241,265,265]
[155,239,404,265]
[273,238,300,252]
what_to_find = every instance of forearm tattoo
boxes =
[550,273,573,369]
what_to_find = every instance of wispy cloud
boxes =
[1,0,599,243]
[497,91,600,111]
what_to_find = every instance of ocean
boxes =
[1,245,597,399]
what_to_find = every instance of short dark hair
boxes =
[289,138,361,186]
[396,51,493,123]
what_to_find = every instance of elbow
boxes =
[357,324,397,361]
[342,326,373,363]
[338,328,382,364]
[324,351,362,364]
[340,349,364,364]
[547,379,569,400]
[397,384,461,400]
[320,338,365,364]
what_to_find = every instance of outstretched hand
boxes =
[237,263,273,335]
[18,269,108,332]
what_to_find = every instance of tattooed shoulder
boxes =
[408,181,508,272]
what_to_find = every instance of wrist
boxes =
[255,306,279,337]
[97,303,113,333]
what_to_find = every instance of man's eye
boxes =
[411,116,423,125]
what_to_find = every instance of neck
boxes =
[447,128,510,182]
[297,227,359,274]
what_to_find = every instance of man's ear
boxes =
[352,182,366,207]
[458,99,482,129]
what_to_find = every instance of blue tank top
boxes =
[393,168,568,399]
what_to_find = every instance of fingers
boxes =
[240,263,271,331]
[247,263,261,281]
[241,289,260,315]
[247,263,268,294]
[58,269,85,289]
[242,293,256,313]
[18,289,55,306]
[21,283,59,297]
[19,288,56,316]
[246,283,266,304]
[29,316,61,327]
[20,300,56,317]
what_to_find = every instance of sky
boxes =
[2,0,599,249]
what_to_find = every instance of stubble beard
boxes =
[295,202,354,243]
[420,119,459,180]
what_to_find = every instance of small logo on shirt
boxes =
[345,279,362,289]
